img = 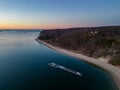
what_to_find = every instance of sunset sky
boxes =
[0,0,120,29]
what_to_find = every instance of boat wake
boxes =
[48,62,82,77]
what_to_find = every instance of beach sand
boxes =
[36,39,120,90]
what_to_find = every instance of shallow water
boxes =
[0,30,118,90]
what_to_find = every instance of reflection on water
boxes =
[0,30,118,90]
[0,31,39,47]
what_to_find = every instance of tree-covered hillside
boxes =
[38,26,120,66]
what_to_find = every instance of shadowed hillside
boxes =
[38,26,120,66]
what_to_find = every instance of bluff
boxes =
[38,26,120,66]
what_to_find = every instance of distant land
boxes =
[0,29,41,32]
[38,26,120,66]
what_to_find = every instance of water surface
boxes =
[0,31,118,90]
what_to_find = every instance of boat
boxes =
[48,62,82,76]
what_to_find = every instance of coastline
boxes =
[36,39,120,90]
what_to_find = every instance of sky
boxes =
[0,0,120,29]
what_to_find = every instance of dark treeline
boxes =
[38,26,120,66]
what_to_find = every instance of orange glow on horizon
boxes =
[0,23,82,29]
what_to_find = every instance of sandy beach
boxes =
[36,39,120,90]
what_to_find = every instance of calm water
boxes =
[0,31,118,90]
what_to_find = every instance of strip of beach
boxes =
[36,39,120,90]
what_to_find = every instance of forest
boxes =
[38,26,120,66]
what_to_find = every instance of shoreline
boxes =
[36,39,120,90]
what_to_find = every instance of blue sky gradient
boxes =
[0,0,120,29]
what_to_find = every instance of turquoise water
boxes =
[0,31,118,90]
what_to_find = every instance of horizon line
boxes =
[0,25,120,30]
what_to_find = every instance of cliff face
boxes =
[38,26,120,66]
